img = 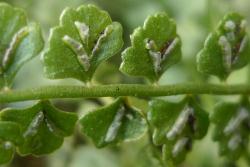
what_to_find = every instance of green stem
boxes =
[1,83,250,103]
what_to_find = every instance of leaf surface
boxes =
[0,3,44,89]
[148,97,209,164]
[120,12,181,82]
[0,100,78,155]
[0,121,23,164]
[43,5,123,82]
[80,98,147,148]
[197,13,250,80]
[211,98,250,160]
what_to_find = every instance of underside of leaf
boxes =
[43,5,123,82]
[120,12,182,82]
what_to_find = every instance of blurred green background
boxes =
[1,0,250,167]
